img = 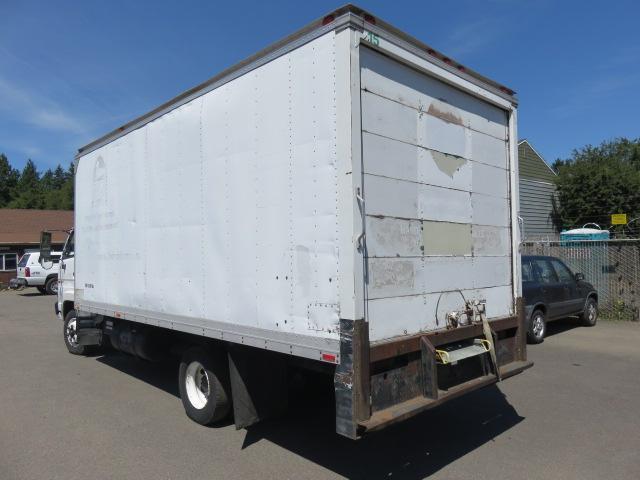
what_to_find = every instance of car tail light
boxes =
[25,267,30,277]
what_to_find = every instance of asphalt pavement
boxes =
[1,289,639,479]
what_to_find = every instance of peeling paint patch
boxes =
[366,216,422,257]
[431,150,467,178]
[427,100,463,126]
[370,259,415,289]
[423,221,472,256]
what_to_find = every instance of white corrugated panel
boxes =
[75,33,341,349]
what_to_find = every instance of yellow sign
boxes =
[611,214,627,225]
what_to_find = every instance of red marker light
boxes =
[322,14,335,26]
[322,353,337,363]
[442,57,452,64]
[457,65,466,72]
[364,14,376,24]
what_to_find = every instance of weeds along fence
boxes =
[521,239,640,321]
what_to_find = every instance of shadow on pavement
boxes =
[95,352,523,479]
[96,352,180,398]
[545,318,581,338]
[244,372,523,480]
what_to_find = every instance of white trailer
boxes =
[61,5,531,438]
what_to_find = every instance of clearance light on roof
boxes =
[499,86,515,95]
[322,14,335,25]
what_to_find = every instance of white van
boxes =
[15,251,61,294]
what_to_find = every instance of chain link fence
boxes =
[521,239,640,321]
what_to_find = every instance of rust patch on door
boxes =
[427,101,463,126]
[431,151,467,178]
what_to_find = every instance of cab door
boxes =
[550,258,583,315]
[58,231,75,306]
[532,258,564,319]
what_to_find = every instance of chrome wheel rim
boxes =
[532,315,544,338]
[588,303,596,322]
[51,280,59,294]
[185,361,210,410]
[66,318,78,347]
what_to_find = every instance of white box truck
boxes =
[50,5,531,439]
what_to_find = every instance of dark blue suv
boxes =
[522,255,598,344]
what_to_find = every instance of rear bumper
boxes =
[335,298,530,438]
[359,360,532,433]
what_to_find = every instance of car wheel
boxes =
[527,309,546,344]
[179,346,231,426]
[582,298,598,327]
[63,310,88,355]
[45,276,59,295]
[37,286,47,294]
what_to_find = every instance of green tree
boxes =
[552,138,640,233]
[8,159,44,208]
[0,153,20,207]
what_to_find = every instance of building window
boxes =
[0,253,18,271]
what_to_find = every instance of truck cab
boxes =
[55,230,75,321]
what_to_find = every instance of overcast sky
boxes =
[1,0,639,171]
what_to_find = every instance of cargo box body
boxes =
[74,5,527,438]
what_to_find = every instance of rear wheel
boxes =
[179,347,231,425]
[45,276,58,295]
[527,309,546,344]
[582,298,598,327]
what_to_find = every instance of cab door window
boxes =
[533,259,558,284]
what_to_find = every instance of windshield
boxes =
[62,231,74,259]
[18,254,30,268]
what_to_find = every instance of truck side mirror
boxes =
[39,231,53,269]
[575,272,585,281]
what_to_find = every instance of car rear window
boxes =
[18,254,30,268]
[522,261,534,282]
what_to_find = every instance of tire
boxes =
[45,276,59,295]
[179,346,231,425]
[582,298,598,327]
[63,310,89,355]
[527,309,546,344]
[36,286,46,294]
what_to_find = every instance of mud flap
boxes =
[228,345,288,430]
[76,312,102,346]
[334,318,370,439]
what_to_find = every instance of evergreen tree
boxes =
[0,153,20,207]
[8,159,44,208]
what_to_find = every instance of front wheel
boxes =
[63,310,88,355]
[178,347,231,426]
[527,309,546,344]
[37,286,47,294]
[582,298,598,327]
